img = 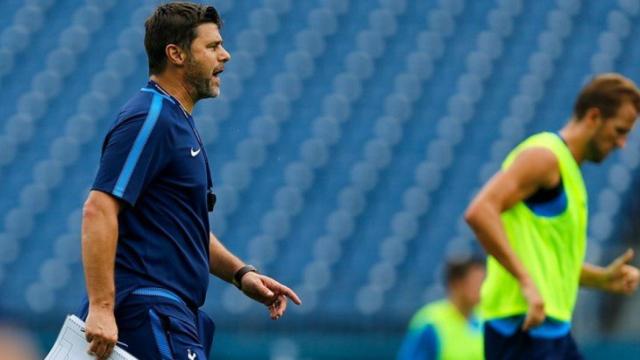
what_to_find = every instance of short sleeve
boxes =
[397,324,439,360]
[92,95,170,206]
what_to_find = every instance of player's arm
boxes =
[464,147,560,329]
[208,233,301,319]
[208,232,244,281]
[81,190,121,360]
[396,325,438,360]
[580,250,640,294]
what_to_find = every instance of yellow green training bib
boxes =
[481,132,588,322]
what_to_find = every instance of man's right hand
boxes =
[520,279,545,330]
[84,306,118,360]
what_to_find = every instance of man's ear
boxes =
[165,44,187,66]
[584,107,603,127]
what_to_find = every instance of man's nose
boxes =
[220,46,231,62]
[617,135,628,148]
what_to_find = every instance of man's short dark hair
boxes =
[573,73,640,120]
[444,255,485,286]
[144,2,222,75]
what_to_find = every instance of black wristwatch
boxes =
[232,265,258,290]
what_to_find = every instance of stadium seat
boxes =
[379,0,407,14]
[324,0,349,15]
[301,139,329,168]
[619,0,640,15]
[265,0,292,15]
[5,114,34,143]
[296,30,326,58]
[333,72,362,102]
[608,10,631,36]
[308,8,338,35]
[369,9,397,37]
[249,8,280,35]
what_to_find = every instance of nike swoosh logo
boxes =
[191,147,201,157]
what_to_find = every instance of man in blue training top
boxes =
[79,3,301,359]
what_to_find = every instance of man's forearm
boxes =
[81,204,119,309]
[580,263,607,289]
[209,232,244,283]
[465,202,531,283]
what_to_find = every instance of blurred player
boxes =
[78,3,301,359]
[465,73,640,359]
[397,256,485,360]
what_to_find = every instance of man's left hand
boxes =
[602,249,640,294]
[240,272,302,319]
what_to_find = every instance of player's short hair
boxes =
[573,73,640,120]
[144,2,222,75]
[444,255,485,286]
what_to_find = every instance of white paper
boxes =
[45,314,137,360]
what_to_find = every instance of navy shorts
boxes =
[484,322,583,360]
[80,288,215,360]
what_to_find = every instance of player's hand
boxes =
[84,306,118,360]
[602,249,640,295]
[240,272,302,320]
[520,279,545,331]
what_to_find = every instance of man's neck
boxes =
[448,294,473,320]
[150,74,195,114]
[559,119,589,164]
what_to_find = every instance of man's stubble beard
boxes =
[585,138,606,163]
[185,57,215,101]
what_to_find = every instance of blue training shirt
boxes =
[91,81,212,308]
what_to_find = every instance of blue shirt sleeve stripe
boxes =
[113,94,164,198]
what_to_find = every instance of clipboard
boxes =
[45,315,137,360]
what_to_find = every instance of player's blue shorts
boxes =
[484,320,583,360]
[79,287,215,360]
